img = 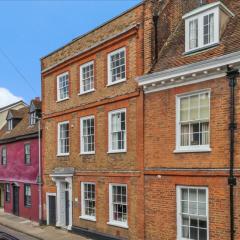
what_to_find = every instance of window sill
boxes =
[56,97,69,103]
[107,79,126,87]
[57,153,70,157]
[79,152,95,156]
[183,43,219,56]
[107,221,128,229]
[78,89,95,96]
[79,216,96,222]
[107,150,127,154]
[174,148,212,153]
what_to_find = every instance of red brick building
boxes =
[137,0,240,239]
[40,2,155,239]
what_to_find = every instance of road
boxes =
[0,224,38,240]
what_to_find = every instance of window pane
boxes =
[109,49,126,83]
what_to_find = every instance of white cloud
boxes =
[0,88,22,108]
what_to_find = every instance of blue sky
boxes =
[0,0,141,107]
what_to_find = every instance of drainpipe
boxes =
[37,117,42,225]
[153,14,159,62]
[226,66,239,240]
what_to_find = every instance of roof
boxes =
[41,1,143,60]
[152,0,240,73]
[0,100,27,113]
[7,109,25,120]
[0,101,42,143]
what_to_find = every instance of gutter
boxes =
[226,66,239,240]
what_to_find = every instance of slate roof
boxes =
[152,0,240,73]
[0,101,42,143]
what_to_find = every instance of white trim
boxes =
[108,108,127,153]
[107,47,126,86]
[144,73,225,94]
[57,72,69,102]
[176,186,209,240]
[182,1,234,19]
[175,90,211,152]
[57,121,70,156]
[80,182,96,221]
[80,115,95,155]
[185,7,219,53]
[78,89,95,96]
[80,61,95,94]
[46,192,56,225]
[51,176,73,230]
[108,183,128,229]
[137,50,240,92]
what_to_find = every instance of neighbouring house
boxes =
[137,0,240,240]
[0,98,41,222]
[40,1,157,239]
[0,100,27,130]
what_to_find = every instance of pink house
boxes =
[0,99,41,222]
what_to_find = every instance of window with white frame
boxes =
[177,186,208,240]
[176,91,210,151]
[58,121,69,155]
[57,72,69,101]
[184,7,219,52]
[81,182,96,220]
[109,184,128,227]
[5,183,10,202]
[24,184,32,207]
[108,48,126,85]
[108,109,126,152]
[29,112,36,125]
[80,61,94,94]
[7,119,13,131]
[80,116,95,154]
[1,147,7,165]
[24,144,31,165]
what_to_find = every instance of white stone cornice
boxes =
[137,51,240,93]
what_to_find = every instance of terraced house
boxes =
[137,0,240,239]
[40,1,157,239]
[0,99,41,222]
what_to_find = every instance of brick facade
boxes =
[41,3,148,239]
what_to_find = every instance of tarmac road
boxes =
[0,224,38,240]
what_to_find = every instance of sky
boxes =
[0,0,141,108]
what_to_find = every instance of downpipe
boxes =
[226,66,239,240]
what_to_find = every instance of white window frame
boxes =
[175,90,211,153]
[29,112,36,125]
[108,108,127,153]
[80,116,95,155]
[185,7,219,52]
[57,72,69,102]
[80,182,96,222]
[176,186,209,240]
[79,61,95,95]
[57,121,70,156]
[107,47,126,86]
[108,183,128,229]
[7,119,13,131]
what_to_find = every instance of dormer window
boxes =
[7,119,13,131]
[183,2,234,53]
[30,112,36,125]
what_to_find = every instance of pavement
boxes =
[0,209,89,240]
